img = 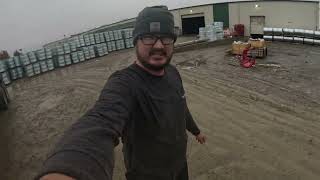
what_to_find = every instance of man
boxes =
[37,6,205,180]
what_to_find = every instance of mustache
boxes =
[149,49,167,56]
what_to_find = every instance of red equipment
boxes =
[234,24,244,37]
[238,48,256,68]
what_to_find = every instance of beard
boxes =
[136,48,173,71]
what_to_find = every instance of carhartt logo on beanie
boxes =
[133,5,176,44]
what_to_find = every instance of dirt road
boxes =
[1,41,319,180]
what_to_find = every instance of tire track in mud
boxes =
[179,66,320,180]
[2,43,320,180]
[3,55,134,180]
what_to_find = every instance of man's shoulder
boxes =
[166,64,181,77]
[167,64,178,71]
[109,64,140,83]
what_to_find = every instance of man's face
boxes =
[136,34,175,71]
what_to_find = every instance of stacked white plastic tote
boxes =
[198,22,224,42]
[1,28,135,85]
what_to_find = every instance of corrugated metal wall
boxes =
[229,1,318,36]
[171,5,214,32]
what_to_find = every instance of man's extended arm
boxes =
[185,106,200,136]
[35,72,133,180]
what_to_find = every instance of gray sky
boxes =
[0,0,316,54]
[0,0,227,54]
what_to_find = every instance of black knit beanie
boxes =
[133,5,176,45]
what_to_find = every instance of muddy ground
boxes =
[0,41,320,180]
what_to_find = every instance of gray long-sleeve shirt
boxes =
[35,63,200,180]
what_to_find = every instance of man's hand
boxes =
[195,133,206,144]
[40,173,76,180]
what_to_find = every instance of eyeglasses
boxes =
[139,34,176,45]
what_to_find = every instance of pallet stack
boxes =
[199,22,224,42]
[0,60,10,85]
[3,28,135,85]
[123,28,134,48]
[213,22,224,40]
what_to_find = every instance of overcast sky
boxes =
[0,0,232,54]
[1,0,316,54]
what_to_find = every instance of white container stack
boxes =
[71,52,79,64]
[214,22,224,40]
[57,45,64,56]
[16,67,24,78]
[113,30,122,40]
[104,32,111,42]
[79,36,85,47]
[109,31,115,41]
[0,60,10,85]
[206,26,217,42]
[63,43,71,54]
[1,71,11,85]
[89,34,95,45]
[46,59,55,71]
[45,48,52,59]
[125,38,134,48]
[101,43,108,55]
[123,28,133,39]
[6,58,16,80]
[27,52,37,63]
[40,61,48,72]
[3,28,136,85]
[72,37,81,48]
[57,55,66,67]
[0,60,7,73]
[107,41,117,52]
[33,62,41,75]
[95,34,101,44]
[9,69,18,80]
[14,56,21,67]
[12,56,24,79]
[70,42,77,52]
[20,54,30,66]
[83,47,90,60]
[99,33,105,43]
[78,51,85,62]
[199,27,207,40]
[116,40,125,50]
[7,57,16,69]
[199,22,224,41]
[84,34,91,46]
[36,49,46,61]
[65,54,72,65]
[95,43,108,57]
[24,65,34,77]
[88,46,96,59]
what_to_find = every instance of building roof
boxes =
[170,0,318,11]
[44,0,319,47]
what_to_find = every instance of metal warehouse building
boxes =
[171,0,319,36]
[45,0,320,47]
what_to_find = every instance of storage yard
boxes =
[1,0,320,180]
[0,38,319,179]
